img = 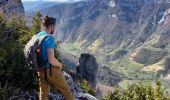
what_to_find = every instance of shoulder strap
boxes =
[38,34,52,45]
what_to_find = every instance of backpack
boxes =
[24,34,51,71]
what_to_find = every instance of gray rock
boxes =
[10,72,98,100]
[47,72,98,100]
[74,93,98,100]
[76,53,99,89]
[0,0,24,16]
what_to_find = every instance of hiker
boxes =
[36,16,74,100]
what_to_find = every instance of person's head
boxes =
[42,16,56,34]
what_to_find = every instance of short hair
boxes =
[42,16,56,28]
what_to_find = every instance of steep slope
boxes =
[0,0,24,16]
[22,1,58,11]
[35,0,170,57]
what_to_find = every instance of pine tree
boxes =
[154,81,163,100]
[31,12,42,35]
[145,84,153,100]
[0,13,37,99]
[18,12,42,45]
[104,81,170,100]
[78,79,96,96]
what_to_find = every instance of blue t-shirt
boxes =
[37,32,56,64]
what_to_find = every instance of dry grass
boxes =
[141,60,165,72]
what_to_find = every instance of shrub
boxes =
[105,81,170,100]
[78,79,96,96]
[0,13,37,99]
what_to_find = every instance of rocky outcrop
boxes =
[50,72,98,100]
[10,72,98,100]
[76,53,99,89]
[0,0,24,16]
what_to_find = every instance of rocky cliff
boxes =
[76,53,99,89]
[0,0,24,16]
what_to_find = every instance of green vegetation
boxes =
[0,11,49,99]
[0,13,37,99]
[165,45,170,53]
[145,46,164,52]
[55,41,69,72]
[105,81,170,100]
[0,12,73,99]
[31,12,42,34]
[62,43,82,57]
[78,79,96,96]
[109,58,151,79]
[134,48,167,65]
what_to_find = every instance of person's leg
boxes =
[47,67,74,100]
[37,71,50,100]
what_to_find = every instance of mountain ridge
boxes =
[24,0,170,87]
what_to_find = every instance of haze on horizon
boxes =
[21,0,84,2]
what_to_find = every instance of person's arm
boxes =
[47,48,62,68]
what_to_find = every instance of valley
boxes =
[23,0,170,94]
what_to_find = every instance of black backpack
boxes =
[24,34,51,71]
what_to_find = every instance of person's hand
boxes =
[58,60,64,67]
[55,65,62,69]
[60,63,63,69]
[57,63,62,69]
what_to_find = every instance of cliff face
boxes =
[76,53,99,88]
[0,0,24,16]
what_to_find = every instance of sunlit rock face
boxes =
[0,0,24,16]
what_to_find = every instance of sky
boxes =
[22,0,85,11]
[22,0,83,2]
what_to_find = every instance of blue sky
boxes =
[22,0,85,11]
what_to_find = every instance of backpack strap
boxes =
[44,67,48,82]
[50,65,52,76]
[38,34,53,82]
[38,34,52,45]
[44,65,52,83]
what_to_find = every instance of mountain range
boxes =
[24,0,170,89]
[1,0,170,97]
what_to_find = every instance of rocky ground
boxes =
[10,72,98,100]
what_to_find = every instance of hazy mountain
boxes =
[22,1,58,11]
[22,0,86,11]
